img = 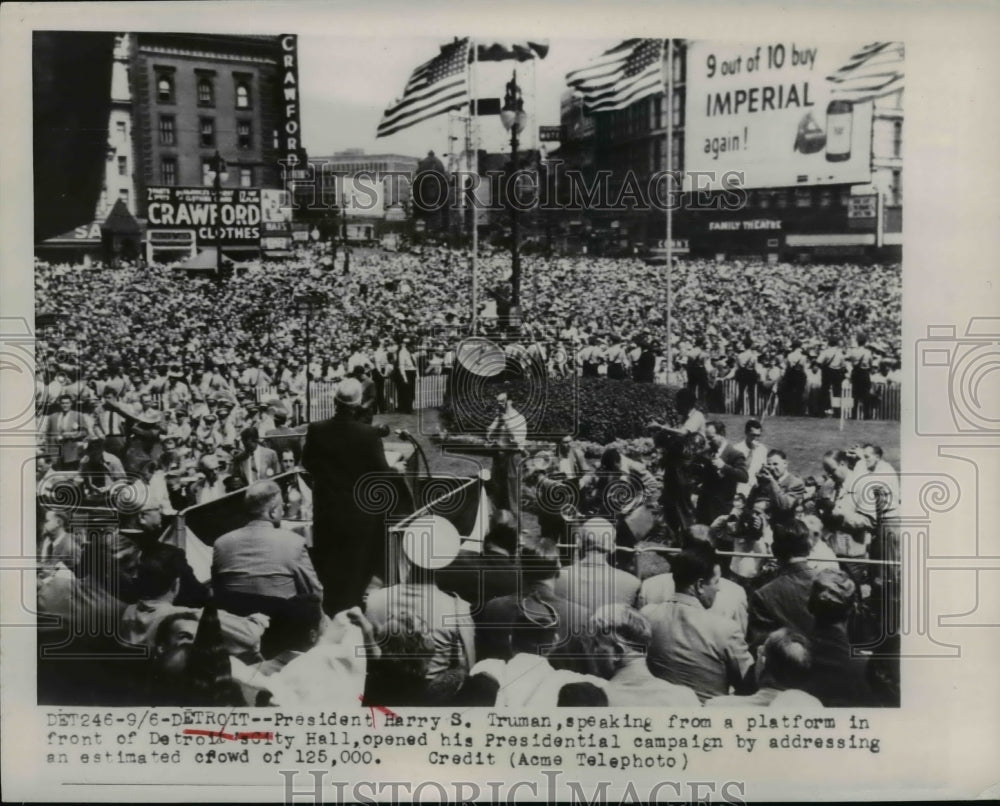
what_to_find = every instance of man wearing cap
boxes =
[365,515,475,683]
[303,377,394,615]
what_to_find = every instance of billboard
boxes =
[684,41,874,190]
[146,187,261,246]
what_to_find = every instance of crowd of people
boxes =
[34,245,900,708]
[37,364,900,709]
[34,249,901,425]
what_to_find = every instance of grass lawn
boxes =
[375,408,900,482]
[716,413,899,480]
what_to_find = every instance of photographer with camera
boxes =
[750,449,805,517]
[818,449,875,588]
[724,493,774,596]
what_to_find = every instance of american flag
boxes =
[566,38,664,113]
[827,42,904,103]
[377,38,471,139]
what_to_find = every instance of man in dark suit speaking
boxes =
[695,420,749,525]
[302,377,394,615]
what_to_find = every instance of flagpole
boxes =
[469,37,479,335]
[664,37,674,384]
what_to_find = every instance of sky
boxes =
[297,36,619,161]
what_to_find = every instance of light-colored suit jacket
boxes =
[553,554,641,614]
[212,519,322,600]
[642,592,754,703]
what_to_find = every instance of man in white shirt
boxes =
[486,393,528,512]
[234,426,280,487]
[853,443,900,517]
[38,509,82,572]
[733,419,768,498]
[396,338,418,413]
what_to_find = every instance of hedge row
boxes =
[440,377,679,445]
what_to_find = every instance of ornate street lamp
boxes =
[500,70,528,328]
[205,150,229,275]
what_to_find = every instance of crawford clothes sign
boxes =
[684,41,873,191]
[146,187,262,245]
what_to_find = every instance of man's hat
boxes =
[334,378,363,407]
[811,568,856,610]
[134,410,164,429]
[401,516,461,570]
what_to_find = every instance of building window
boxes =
[235,80,251,109]
[671,133,683,171]
[239,167,253,187]
[200,118,215,148]
[202,160,214,186]
[775,190,788,209]
[890,169,902,205]
[671,89,684,127]
[159,115,175,145]
[160,158,176,186]
[117,156,128,176]
[238,120,252,149]
[671,44,685,83]
[818,189,833,208]
[795,188,812,208]
[892,120,902,158]
[116,120,127,138]
[197,78,214,107]
[758,191,772,210]
[652,138,663,172]
[156,73,174,103]
[119,188,129,206]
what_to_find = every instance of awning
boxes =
[100,199,142,235]
[38,222,102,245]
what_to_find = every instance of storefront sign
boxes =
[146,187,261,245]
[847,194,877,218]
[708,218,782,231]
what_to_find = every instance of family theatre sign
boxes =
[277,34,306,167]
[146,187,262,245]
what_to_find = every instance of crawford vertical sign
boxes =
[278,34,306,167]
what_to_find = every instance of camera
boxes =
[915,318,1000,435]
